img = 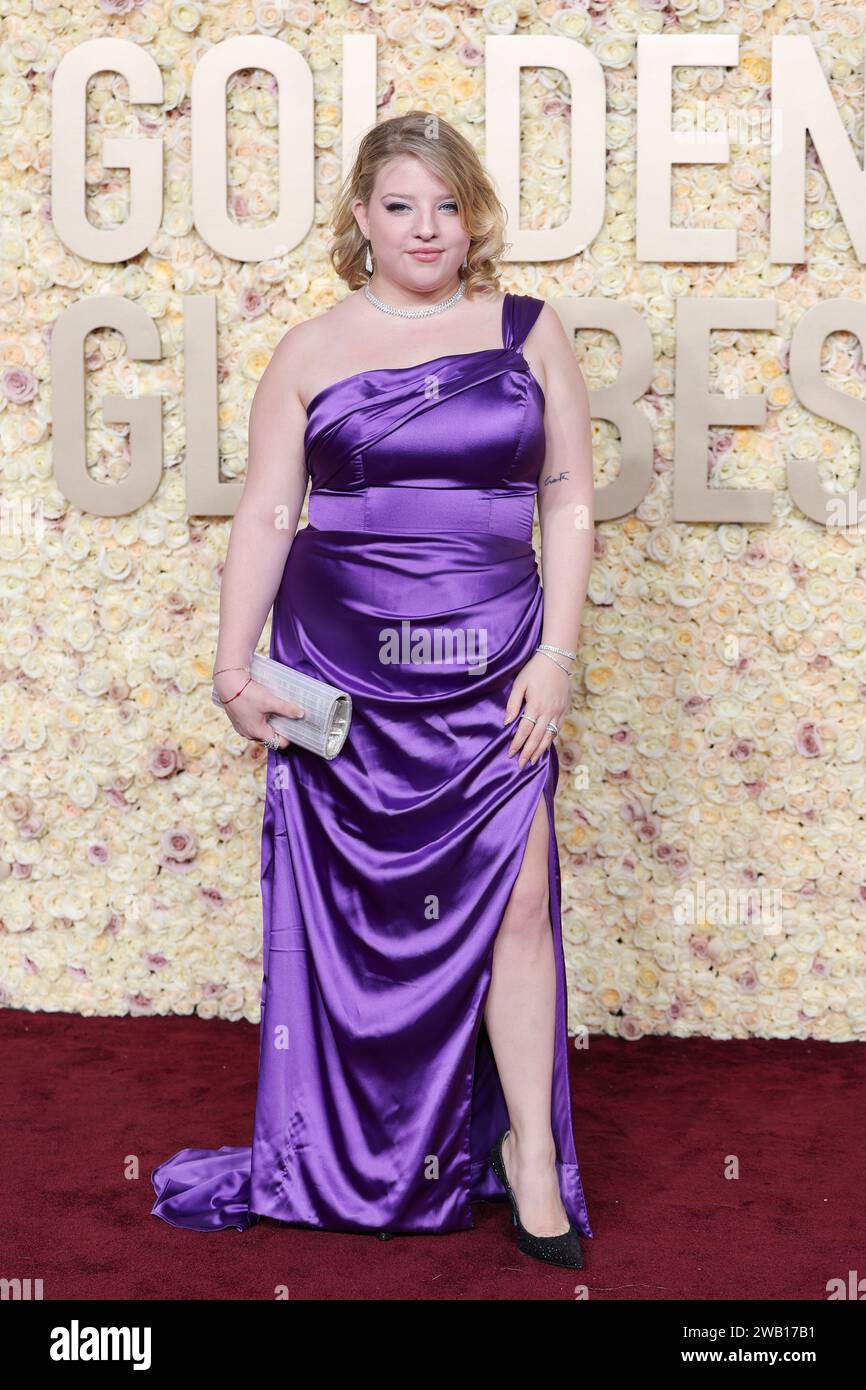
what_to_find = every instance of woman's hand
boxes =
[213,669,306,752]
[504,651,572,768]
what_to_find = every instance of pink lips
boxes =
[408,250,443,260]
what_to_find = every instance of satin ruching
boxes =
[151,292,593,1239]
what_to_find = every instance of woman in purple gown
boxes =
[151,112,596,1269]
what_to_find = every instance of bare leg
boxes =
[483,789,569,1237]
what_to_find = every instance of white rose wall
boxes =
[2,0,865,1045]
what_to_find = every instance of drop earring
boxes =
[365,240,373,273]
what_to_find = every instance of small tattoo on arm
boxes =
[543,471,570,486]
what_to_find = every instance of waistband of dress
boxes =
[307,486,536,543]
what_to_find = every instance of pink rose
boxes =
[618,1016,644,1040]
[730,740,754,760]
[239,288,267,320]
[148,746,182,778]
[635,818,659,842]
[1,366,38,404]
[127,993,156,1016]
[159,826,198,873]
[795,721,823,757]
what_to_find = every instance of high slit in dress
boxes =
[151,291,594,1239]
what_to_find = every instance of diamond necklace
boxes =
[363,279,465,319]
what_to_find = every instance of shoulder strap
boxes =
[503,293,545,353]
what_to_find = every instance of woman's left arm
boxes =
[505,304,595,767]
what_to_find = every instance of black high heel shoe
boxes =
[489,1129,585,1270]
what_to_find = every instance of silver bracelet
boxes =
[536,647,572,675]
[538,642,577,661]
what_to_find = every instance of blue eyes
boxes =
[385,202,458,214]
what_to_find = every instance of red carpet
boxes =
[2,1007,860,1300]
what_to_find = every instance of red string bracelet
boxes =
[218,675,252,705]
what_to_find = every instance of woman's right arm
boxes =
[212,328,311,748]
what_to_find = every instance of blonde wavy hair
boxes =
[329,111,509,299]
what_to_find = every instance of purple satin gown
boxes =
[151,292,594,1239]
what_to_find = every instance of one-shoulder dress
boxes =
[151,292,593,1240]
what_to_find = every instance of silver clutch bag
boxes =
[211,652,352,760]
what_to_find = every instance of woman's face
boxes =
[353,155,469,293]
